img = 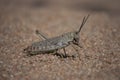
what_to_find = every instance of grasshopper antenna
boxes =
[77,14,90,34]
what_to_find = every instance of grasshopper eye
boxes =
[74,38,79,43]
[73,34,80,45]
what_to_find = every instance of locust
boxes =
[24,15,90,58]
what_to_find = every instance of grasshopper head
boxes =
[73,15,90,46]
[72,32,80,45]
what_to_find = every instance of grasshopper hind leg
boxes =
[53,49,66,58]
[35,30,48,40]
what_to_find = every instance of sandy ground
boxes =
[0,0,120,80]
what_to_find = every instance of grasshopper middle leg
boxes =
[63,48,67,58]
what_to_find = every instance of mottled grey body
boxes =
[25,32,75,54]
[24,15,90,56]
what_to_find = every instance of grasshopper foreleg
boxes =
[76,42,83,48]
[71,43,81,60]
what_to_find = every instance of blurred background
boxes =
[0,0,120,80]
[0,0,120,15]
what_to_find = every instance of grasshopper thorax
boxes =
[61,32,79,44]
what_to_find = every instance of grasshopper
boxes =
[24,15,90,58]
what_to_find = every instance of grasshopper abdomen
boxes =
[24,34,71,54]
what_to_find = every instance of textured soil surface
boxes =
[0,0,120,80]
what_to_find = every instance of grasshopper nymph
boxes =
[24,15,90,59]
